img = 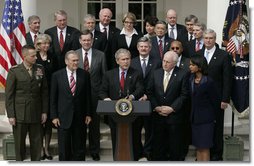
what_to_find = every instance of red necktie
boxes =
[59,30,64,51]
[70,72,76,96]
[159,39,163,59]
[34,34,37,43]
[84,52,89,71]
[195,41,200,52]
[120,71,125,91]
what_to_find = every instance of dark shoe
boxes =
[45,154,53,160]
[210,156,223,161]
[144,153,152,161]
[40,154,46,160]
[91,154,100,161]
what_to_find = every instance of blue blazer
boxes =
[189,74,220,124]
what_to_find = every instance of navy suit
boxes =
[44,26,81,69]
[197,47,232,160]
[50,68,91,161]
[147,67,189,160]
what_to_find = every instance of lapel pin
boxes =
[214,57,216,59]
[174,74,176,76]
[67,33,70,36]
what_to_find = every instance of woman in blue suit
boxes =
[189,54,220,161]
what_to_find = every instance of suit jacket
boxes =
[25,32,41,46]
[189,75,219,124]
[150,36,173,61]
[178,55,190,71]
[92,30,107,52]
[186,39,205,57]
[95,24,121,70]
[5,63,48,123]
[50,68,91,129]
[166,23,186,41]
[147,67,189,124]
[99,67,144,100]
[76,48,107,111]
[197,47,232,103]
[111,29,143,61]
[130,55,161,89]
[44,26,81,69]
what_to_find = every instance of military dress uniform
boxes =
[5,63,48,161]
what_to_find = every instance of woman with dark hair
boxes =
[144,16,158,39]
[189,54,220,161]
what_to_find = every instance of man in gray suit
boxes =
[5,45,48,161]
[76,30,107,161]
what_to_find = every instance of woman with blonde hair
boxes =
[111,12,143,68]
[34,34,57,160]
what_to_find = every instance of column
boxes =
[21,0,37,30]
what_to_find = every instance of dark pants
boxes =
[58,120,86,161]
[13,123,42,161]
[87,112,100,155]
[210,109,225,160]
[151,119,184,161]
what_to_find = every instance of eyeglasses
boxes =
[171,47,180,50]
[124,21,134,24]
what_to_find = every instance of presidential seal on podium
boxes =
[115,98,132,116]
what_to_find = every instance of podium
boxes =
[96,100,151,161]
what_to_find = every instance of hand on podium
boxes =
[104,98,111,101]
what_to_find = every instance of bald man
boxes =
[147,51,189,161]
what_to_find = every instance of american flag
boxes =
[0,0,26,87]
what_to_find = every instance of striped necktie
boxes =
[70,72,76,96]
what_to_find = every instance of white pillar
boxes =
[207,0,240,127]
[207,0,228,47]
[21,0,37,31]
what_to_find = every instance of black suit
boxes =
[95,24,121,70]
[130,56,161,159]
[147,67,189,161]
[99,67,144,160]
[50,68,91,161]
[92,30,107,52]
[111,30,143,67]
[44,26,81,69]
[166,23,186,41]
[197,47,232,160]
[186,39,205,57]
[150,36,173,61]
[25,32,40,46]
[76,48,107,155]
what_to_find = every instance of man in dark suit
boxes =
[25,15,41,46]
[50,50,92,161]
[170,40,191,160]
[130,36,161,160]
[95,8,121,70]
[83,14,107,52]
[44,10,81,70]
[150,20,173,61]
[99,48,144,160]
[197,29,232,161]
[5,45,48,161]
[165,9,186,41]
[186,22,206,57]
[146,51,189,161]
[76,30,107,161]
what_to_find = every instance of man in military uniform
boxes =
[5,45,48,161]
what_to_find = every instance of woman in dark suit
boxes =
[111,12,143,68]
[34,34,57,160]
[189,54,220,161]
